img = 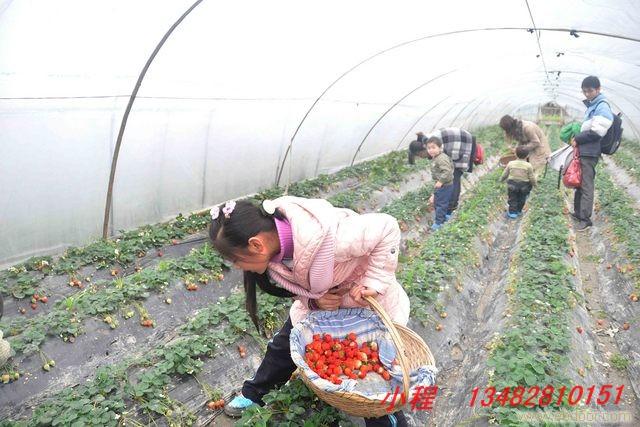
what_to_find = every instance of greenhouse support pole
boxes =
[394,96,451,150]
[349,70,456,166]
[102,0,205,239]
[274,26,640,186]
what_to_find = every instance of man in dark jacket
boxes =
[572,75,613,231]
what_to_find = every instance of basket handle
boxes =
[364,295,411,401]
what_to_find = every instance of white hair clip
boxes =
[222,201,236,218]
[210,206,220,220]
[210,201,236,220]
[262,199,276,215]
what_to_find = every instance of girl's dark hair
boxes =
[408,139,426,165]
[209,200,294,331]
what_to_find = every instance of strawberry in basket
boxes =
[305,333,392,384]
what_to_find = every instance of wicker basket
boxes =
[499,154,517,167]
[297,296,436,418]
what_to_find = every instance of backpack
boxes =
[595,101,623,155]
[473,143,484,165]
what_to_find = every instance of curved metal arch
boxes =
[472,89,640,141]
[274,26,640,186]
[102,0,206,238]
[394,96,451,150]
[397,77,548,150]
[353,67,560,165]
[547,70,640,94]
[466,73,640,130]
[348,70,457,166]
[398,71,560,148]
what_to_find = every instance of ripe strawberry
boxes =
[238,345,247,358]
[622,322,630,330]
[40,296,48,303]
[382,371,391,381]
[157,250,163,257]
[31,303,37,310]
[576,326,584,334]
[358,370,367,379]
[347,332,357,341]
[171,239,179,245]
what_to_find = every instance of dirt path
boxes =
[412,213,519,427]
[572,226,640,423]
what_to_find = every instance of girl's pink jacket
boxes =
[267,196,410,326]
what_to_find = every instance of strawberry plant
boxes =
[399,168,505,322]
[4,287,290,426]
[594,168,640,289]
[474,125,510,157]
[2,244,224,357]
[328,152,429,210]
[486,171,574,425]
[610,138,640,183]
[380,183,435,225]
[237,378,352,427]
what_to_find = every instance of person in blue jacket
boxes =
[571,75,613,231]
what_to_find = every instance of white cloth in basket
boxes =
[290,308,437,401]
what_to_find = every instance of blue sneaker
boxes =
[445,214,452,221]
[507,212,518,219]
[431,223,442,231]
[224,394,257,418]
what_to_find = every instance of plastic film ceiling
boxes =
[1,0,639,266]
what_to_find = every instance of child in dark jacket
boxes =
[500,146,536,218]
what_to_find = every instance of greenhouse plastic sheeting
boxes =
[1,0,639,265]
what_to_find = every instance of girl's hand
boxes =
[429,194,435,205]
[349,285,379,306]
[316,292,342,311]
[570,137,577,147]
[435,181,443,189]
